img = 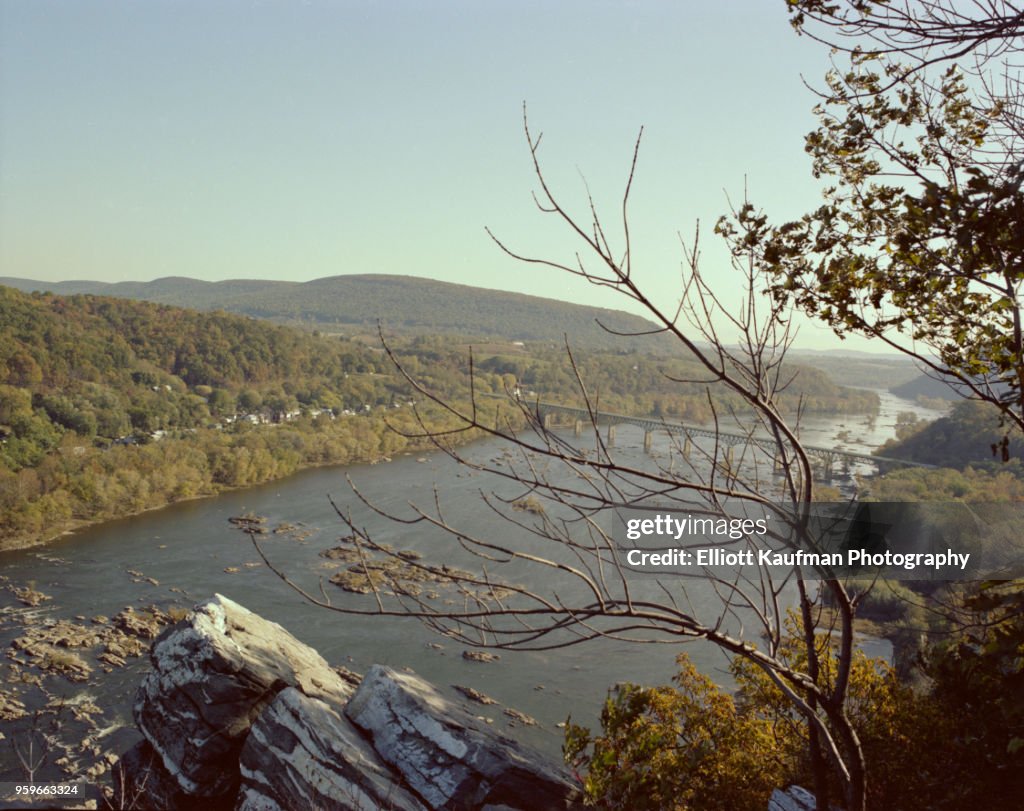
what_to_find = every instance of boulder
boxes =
[345,665,582,810]
[133,594,354,799]
[237,687,426,811]
[122,596,580,811]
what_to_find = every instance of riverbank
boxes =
[1,451,407,554]
[0,406,507,554]
[0,390,903,555]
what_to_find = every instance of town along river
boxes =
[0,391,941,781]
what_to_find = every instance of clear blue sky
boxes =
[0,1,873,350]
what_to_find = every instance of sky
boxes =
[0,0,879,351]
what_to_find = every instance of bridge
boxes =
[533,402,931,481]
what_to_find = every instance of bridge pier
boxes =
[643,431,652,452]
[574,420,582,437]
[607,425,616,445]
[542,412,553,430]
[682,437,692,459]
[812,456,835,482]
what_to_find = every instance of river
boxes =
[0,389,943,777]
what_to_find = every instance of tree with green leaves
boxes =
[719,0,1024,436]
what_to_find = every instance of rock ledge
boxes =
[119,595,582,811]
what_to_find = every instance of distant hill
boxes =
[0,274,669,350]
[786,349,919,390]
[877,400,1023,468]
[890,373,965,402]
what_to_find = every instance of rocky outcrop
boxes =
[133,594,355,802]
[122,594,582,811]
[346,665,579,810]
[238,687,426,811]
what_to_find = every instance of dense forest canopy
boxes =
[0,286,475,545]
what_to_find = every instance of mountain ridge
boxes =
[0,274,667,349]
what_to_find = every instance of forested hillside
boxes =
[786,350,919,390]
[0,274,670,349]
[0,286,486,546]
[0,285,878,548]
[876,400,1024,470]
[890,373,960,402]
[474,344,879,420]
[0,285,441,449]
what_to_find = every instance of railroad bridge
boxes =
[534,402,930,481]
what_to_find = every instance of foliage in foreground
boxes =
[564,655,789,811]
[565,588,1024,810]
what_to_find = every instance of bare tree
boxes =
[10,711,53,783]
[254,111,869,810]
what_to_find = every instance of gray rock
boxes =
[345,665,582,811]
[768,785,817,811]
[237,687,427,811]
[134,594,354,799]
[123,596,580,810]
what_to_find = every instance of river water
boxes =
[0,389,942,770]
